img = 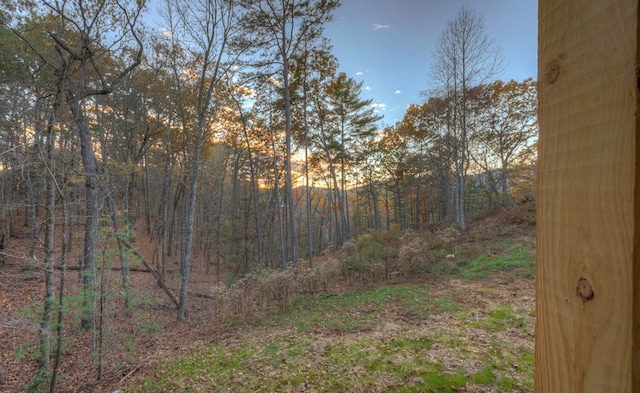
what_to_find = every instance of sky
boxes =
[323,0,538,124]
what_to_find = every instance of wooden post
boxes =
[536,1,640,391]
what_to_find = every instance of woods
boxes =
[0,1,537,391]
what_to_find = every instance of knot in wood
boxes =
[545,62,560,84]
[576,278,594,302]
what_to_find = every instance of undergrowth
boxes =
[189,226,534,327]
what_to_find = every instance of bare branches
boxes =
[428,5,504,230]
[431,5,504,92]
[15,0,146,101]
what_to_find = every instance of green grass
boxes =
[126,277,534,393]
[459,244,533,278]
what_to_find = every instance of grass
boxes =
[126,275,535,392]
[264,285,431,334]
[459,243,534,278]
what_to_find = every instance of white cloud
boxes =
[374,23,389,30]
[371,103,387,112]
[355,71,364,76]
[160,28,173,39]
[365,86,372,92]
[394,90,402,95]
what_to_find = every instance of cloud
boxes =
[365,86,372,92]
[355,71,363,76]
[374,23,389,30]
[371,103,387,112]
[394,90,402,95]
[160,28,173,39]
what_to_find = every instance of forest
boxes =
[0,0,537,391]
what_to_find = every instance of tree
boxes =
[160,0,245,320]
[288,41,337,257]
[249,75,289,268]
[471,78,538,207]
[0,21,30,264]
[431,5,502,230]
[353,136,385,231]
[397,100,446,225]
[145,37,184,282]
[377,126,410,229]
[288,40,336,265]
[228,83,266,268]
[326,72,382,242]
[241,0,340,270]
[10,0,145,331]
[97,66,160,312]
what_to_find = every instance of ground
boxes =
[0,205,535,392]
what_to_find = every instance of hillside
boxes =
[0,204,535,392]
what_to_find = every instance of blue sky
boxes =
[323,0,538,124]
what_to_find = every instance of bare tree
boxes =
[160,0,246,320]
[431,5,502,230]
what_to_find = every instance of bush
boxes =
[337,231,401,285]
[203,231,533,327]
[398,232,431,276]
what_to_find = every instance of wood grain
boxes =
[536,0,640,391]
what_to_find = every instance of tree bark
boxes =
[177,131,201,321]
[282,56,299,271]
[67,95,98,330]
[40,87,62,372]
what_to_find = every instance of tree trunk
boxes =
[1,167,12,261]
[214,162,227,275]
[169,181,184,258]
[177,133,202,321]
[26,171,37,258]
[144,147,152,234]
[49,192,68,393]
[67,95,98,330]
[370,185,381,231]
[159,129,172,280]
[272,140,287,269]
[303,73,313,268]
[340,142,350,241]
[40,89,62,372]
[105,192,130,312]
[384,189,390,231]
[500,161,511,208]
[455,171,467,231]
[324,150,346,247]
[282,57,299,271]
